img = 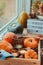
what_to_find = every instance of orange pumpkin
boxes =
[35,38,39,43]
[25,49,38,59]
[3,32,18,45]
[24,37,38,48]
[0,40,14,53]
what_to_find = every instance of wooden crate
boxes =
[0,41,40,65]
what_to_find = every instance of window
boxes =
[0,0,17,30]
[17,0,31,15]
[0,0,31,31]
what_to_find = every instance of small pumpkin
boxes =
[24,37,38,48]
[25,49,38,59]
[0,40,14,53]
[3,32,18,45]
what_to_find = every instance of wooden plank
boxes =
[0,59,40,65]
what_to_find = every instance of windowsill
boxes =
[0,16,18,40]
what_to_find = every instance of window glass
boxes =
[0,0,16,29]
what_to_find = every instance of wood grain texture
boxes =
[0,59,40,65]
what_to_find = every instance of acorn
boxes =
[19,55,24,58]
[21,47,31,51]
[14,44,23,50]
[19,49,26,55]
[12,52,19,57]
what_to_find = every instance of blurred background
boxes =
[0,0,16,29]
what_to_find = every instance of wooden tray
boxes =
[0,28,41,65]
[0,41,40,65]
